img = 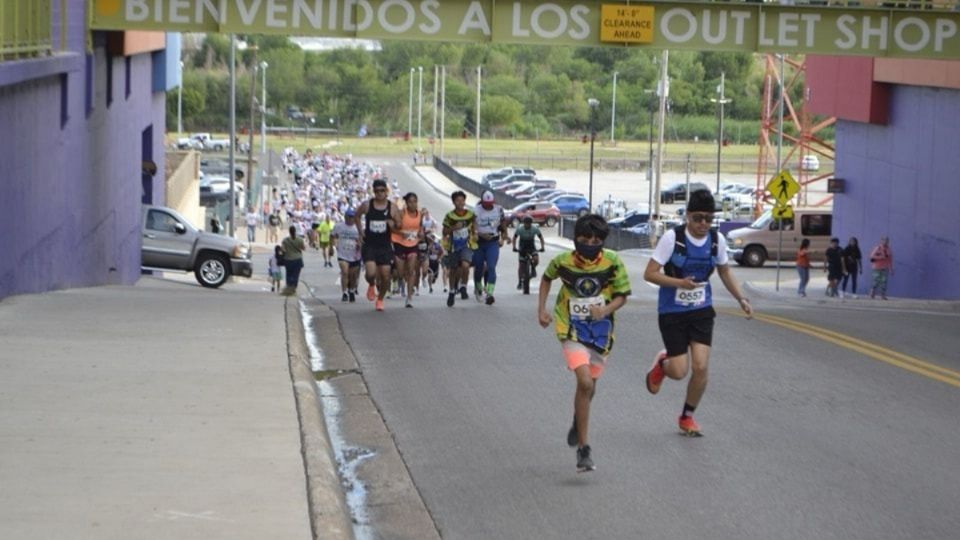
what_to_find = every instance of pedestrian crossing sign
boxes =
[772,204,794,220]
[766,170,800,205]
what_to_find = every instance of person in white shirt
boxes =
[244,208,260,243]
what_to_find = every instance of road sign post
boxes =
[766,170,799,292]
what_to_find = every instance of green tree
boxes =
[481,95,523,133]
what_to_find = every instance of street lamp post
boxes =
[710,71,731,195]
[177,61,183,134]
[417,66,423,152]
[408,67,414,140]
[587,98,600,213]
[645,88,655,215]
[259,61,268,156]
[610,71,618,143]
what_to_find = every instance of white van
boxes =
[726,208,832,267]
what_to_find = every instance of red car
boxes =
[505,202,561,227]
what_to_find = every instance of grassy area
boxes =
[168,132,831,175]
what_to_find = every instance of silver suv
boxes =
[141,205,253,288]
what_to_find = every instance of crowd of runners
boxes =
[268,149,754,472]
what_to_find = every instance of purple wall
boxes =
[0,2,166,300]
[833,85,960,300]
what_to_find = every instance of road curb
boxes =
[284,297,355,540]
[743,281,960,313]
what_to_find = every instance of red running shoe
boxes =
[375,299,384,312]
[678,416,703,437]
[646,350,667,395]
[366,284,376,302]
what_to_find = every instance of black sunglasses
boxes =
[689,213,715,224]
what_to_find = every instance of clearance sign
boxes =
[90,0,960,59]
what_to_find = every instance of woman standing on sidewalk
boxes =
[796,238,811,297]
[869,237,894,300]
[841,237,863,298]
[281,225,306,296]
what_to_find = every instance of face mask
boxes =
[575,241,603,261]
[481,202,494,210]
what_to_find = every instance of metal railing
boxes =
[0,0,63,61]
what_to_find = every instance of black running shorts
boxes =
[362,244,394,266]
[657,306,716,357]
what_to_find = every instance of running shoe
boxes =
[429,285,433,294]
[646,350,668,395]
[348,291,356,303]
[341,292,349,302]
[678,415,703,437]
[566,417,577,447]
[375,299,385,312]
[576,445,595,472]
[447,293,455,307]
[405,299,413,308]
[517,281,522,290]
[485,295,495,305]
[460,286,469,300]
[366,284,376,301]
[475,287,484,302]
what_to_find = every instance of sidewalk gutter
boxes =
[743,281,960,314]
[285,297,355,540]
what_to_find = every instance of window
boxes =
[146,210,181,233]
[801,214,832,236]
[59,74,69,129]
[106,53,113,107]
[770,217,794,231]
[125,56,131,99]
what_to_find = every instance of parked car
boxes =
[726,208,833,267]
[608,209,651,228]
[490,173,536,190]
[544,192,585,203]
[517,187,563,202]
[200,177,245,208]
[141,204,252,288]
[801,155,820,171]
[660,182,710,204]
[505,202,561,227]
[505,182,538,197]
[176,136,203,150]
[550,195,591,216]
[482,167,536,184]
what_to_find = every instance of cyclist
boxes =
[512,216,545,289]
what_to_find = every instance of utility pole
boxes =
[177,61,183,134]
[610,71,618,143]
[440,65,446,160]
[417,66,423,152]
[776,55,786,292]
[408,67,414,140]
[475,65,481,165]
[260,61,268,156]
[654,50,669,224]
[432,65,438,157]
[246,45,258,211]
[228,34,236,237]
[710,71,731,195]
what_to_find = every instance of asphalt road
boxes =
[299,161,960,540]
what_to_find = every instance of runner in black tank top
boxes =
[357,179,395,310]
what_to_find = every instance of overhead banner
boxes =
[89,0,960,59]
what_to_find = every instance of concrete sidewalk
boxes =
[0,277,347,539]
[744,273,960,313]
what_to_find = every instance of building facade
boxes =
[808,56,960,300]
[0,1,177,300]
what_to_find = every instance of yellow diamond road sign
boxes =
[766,170,800,205]
[772,204,794,220]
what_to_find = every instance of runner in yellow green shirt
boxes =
[316,214,335,268]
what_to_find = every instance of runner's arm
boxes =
[355,202,368,241]
[643,259,697,290]
[717,264,752,319]
[537,277,554,328]
[537,232,545,251]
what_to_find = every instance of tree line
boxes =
[167,35,822,144]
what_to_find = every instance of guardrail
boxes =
[0,0,63,61]
[442,154,771,175]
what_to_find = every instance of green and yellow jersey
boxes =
[442,209,478,251]
[543,249,631,355]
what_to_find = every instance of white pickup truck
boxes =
[177,133,231,152]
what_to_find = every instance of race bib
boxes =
[418,242,428,251]
[569,296,604,320]
[675,284,707,306]
[405,231,419,242]
[452,228,469,240]
[340,238,357,254]
[369,220,387,234]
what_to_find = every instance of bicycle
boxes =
[514,247,544,295]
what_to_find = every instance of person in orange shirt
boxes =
[796,238,811,297]
[391,192,424,308]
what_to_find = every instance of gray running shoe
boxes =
[576,445,595,472]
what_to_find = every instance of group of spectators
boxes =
[796,236,894,300]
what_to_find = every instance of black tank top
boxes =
[364,200,392,248]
